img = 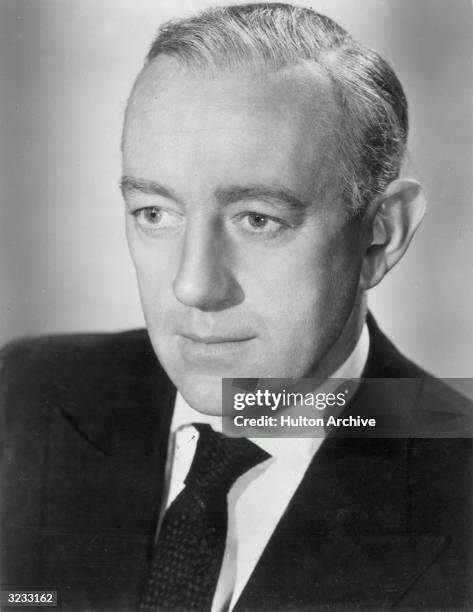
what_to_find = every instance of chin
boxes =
[177,373,224,415]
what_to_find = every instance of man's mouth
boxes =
[180,332,256,344]
[176,332,256,364]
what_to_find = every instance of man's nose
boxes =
[172,220,244,311]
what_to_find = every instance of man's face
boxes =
[122,57,368,414]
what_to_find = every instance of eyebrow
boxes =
[120,176,180,202]
[120,176,308,211]
[215,186,308,210]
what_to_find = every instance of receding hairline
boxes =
[124,53,344,157]
[123,54,345,211]
[144,4,353,73]
[124,3,409,214]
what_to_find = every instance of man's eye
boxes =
[237,212,285,235]
[141,207,162,224]
[132,207,182,232]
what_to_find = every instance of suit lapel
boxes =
[235,436,447,610]
[235,315,448,610]
[41,340,176,610]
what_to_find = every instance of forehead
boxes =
[123,56,340,201]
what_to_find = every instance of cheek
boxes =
[126,230,179,312]
[246,229,359,304]
[241,228,362,341]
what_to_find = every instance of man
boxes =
[1,4,472,611]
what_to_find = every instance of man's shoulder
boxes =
[2,327,153,364]
[0,329,172,431]
[0,330,175,599]
[1,328,157,382]
[365,314,473,431]
[365,312,428,379]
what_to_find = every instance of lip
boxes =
[180,332,256,344]
[176,332,256,366]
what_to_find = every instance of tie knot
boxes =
[185,424,270,496]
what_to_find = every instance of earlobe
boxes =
[360,178,426,290]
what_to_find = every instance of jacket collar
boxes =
[46,331,177,610]
[235,434,447,610]
[234,315,447,610]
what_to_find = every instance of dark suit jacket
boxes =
[1,316,472,611]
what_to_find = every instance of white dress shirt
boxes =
[160,324,369,611]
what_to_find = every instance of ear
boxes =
[360,179,426,290]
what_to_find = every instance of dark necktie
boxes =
[140,423,270,611]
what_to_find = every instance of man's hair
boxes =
[144,3,408,214]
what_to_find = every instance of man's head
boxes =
[121,3,425,414]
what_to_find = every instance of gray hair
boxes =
[144,3,408,214]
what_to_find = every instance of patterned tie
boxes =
[140,423,270,611]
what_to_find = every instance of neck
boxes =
[314,292,367,380]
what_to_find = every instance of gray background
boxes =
[1,0,472,377]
